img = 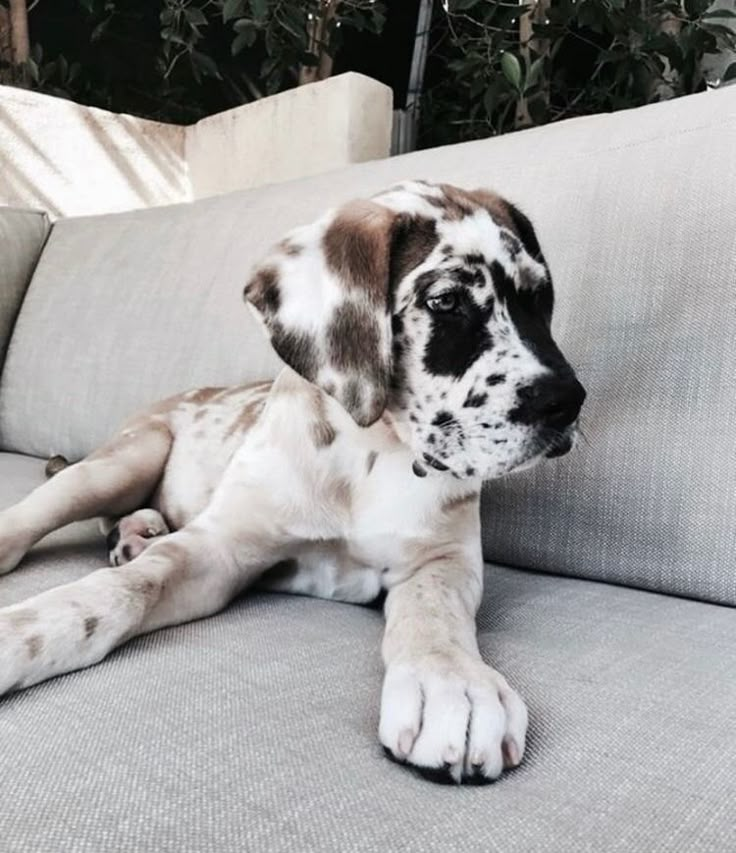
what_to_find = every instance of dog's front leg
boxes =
[379,549,528,784]
[0,522,260,696]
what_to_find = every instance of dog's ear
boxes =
[244,200,399,427]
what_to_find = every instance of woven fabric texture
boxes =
[0,207,48,372]
[1,454,735,853]
[0,89,734,599]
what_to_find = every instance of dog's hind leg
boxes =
[0,419,172,575]
[0,496,288,696]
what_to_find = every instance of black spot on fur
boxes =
[414,270,441,300]
[463,390,488,408]
[489,262,565,373]
[422,288,493,379]
[486,373,505,386]
[506,202,544,263]
[412,461,427,477]
[366,450,378,474]
[84,616,99,639]
[432,410,455,428]
[464,253,485,266]
[106,525,120,553]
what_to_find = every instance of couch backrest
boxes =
[1,87,734,605]
[0,207,49,374]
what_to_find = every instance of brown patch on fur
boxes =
[270,322,319,381]
[223,394,268,440]
[325,302,388,425]
[323,200,395,304]
[327,303,381,373]
[464,188,516,230]
[390,215,439,289]
[366,450,378,474]
[245,265,281,315]
[426,185,515,230]
[310,389,337,448]
[25,634,43,659]
[185,388,221,406]
[83,616,99,639]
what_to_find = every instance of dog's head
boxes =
[245,181,585,480]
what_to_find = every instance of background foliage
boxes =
[0,0,385,123]
[421,0,736,145]
[0,0,734,143]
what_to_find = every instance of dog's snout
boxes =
[512,376,586,429]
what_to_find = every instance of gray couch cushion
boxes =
[0,207,49,373]
[1,87,734,605]
[1,455,735,852]
[0,457,736,853]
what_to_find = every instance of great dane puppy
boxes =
[0,181,585,784]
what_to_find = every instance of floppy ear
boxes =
[244,200,398,427]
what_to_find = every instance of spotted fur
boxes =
[0,181,585,785]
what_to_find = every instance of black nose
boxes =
[512,375,586,429]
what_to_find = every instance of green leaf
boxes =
[701,8,736,18]
[26,57,40,84]
[185,8,208,26]
[500,52,523,92]
[451,0,482,10]
[191,50,221,79]
[223,0,245,23]
[231,27,257,55]
[231,31,248,55]
[684,0,708,18]
[525,55,545,91]
[723,61,736,82]
[160,9,174,25]
[279,5,306,42]
[250,0,268,23]
[91,18,111,42]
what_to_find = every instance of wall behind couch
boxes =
[0,73,392,219]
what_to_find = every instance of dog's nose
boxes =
[512,376,586,429]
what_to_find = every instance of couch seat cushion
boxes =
[0,454,734,852]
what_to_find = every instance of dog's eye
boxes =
[426,292,458,313]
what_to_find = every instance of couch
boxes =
[0,85,734,852]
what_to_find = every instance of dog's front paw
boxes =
[379,654,528,784]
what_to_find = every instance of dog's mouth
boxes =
[544,433,573,458]
[411,453,450,478]
[540,424,579,460]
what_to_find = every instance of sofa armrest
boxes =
[0,207,50,375]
